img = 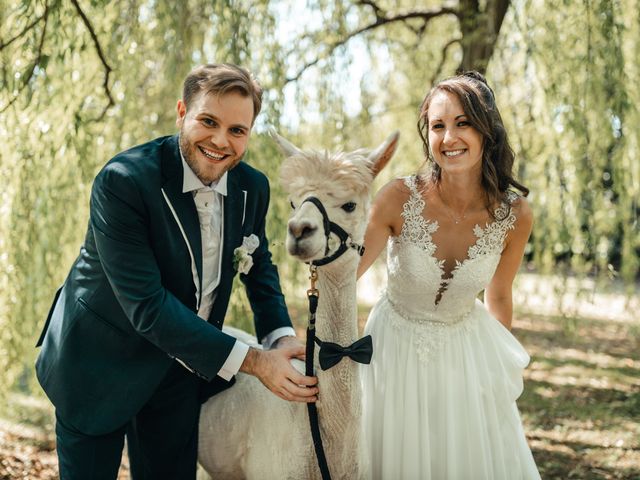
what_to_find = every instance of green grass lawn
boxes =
[1,308,638,479]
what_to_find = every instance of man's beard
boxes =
[179,130,238,185]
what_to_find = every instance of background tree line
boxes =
[1,0,638,400]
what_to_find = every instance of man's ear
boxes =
[176,100,187,128]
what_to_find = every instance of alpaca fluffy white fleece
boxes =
[197,133,398,480]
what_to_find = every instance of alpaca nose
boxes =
[288,220,317,241]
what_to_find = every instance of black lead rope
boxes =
[305,265,332,480]
[299,196,370,480]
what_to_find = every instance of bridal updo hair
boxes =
[417,71,529,214]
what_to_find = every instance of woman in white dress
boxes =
[358,71,541,479]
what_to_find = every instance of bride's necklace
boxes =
[437,188,473,225]
[442,205,467,224]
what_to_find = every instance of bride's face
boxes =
[427,90,484,177]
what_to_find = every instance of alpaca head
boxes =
[274,132,398,264]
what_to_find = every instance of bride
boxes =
[357,71,541,479]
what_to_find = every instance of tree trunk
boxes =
[459,0,511,73]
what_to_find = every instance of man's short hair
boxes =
[182,64,263,122]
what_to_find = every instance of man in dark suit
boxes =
[35,63,318,479]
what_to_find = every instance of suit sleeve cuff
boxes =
[217,340,250,381]
[261,327,297,350]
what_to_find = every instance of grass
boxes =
[1,307,638,479]
[515,313,640,479]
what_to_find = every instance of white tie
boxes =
[194,188,221,320]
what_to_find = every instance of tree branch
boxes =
[491,0,511,37]
[70,0,114,120]
[285,5,459,83]
[357,0,385,21]
[430,37,462,85]
[0,9,47,50]
[0,3,49,114]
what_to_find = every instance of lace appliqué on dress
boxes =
[385,292,476,362]
[385,178,519,362]
[398,176,440,260]
[468,191,518,260]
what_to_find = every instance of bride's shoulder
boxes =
[376,176,411,200]
[371,176,416,216]
[378,174,429,197]
[505,191,533,231]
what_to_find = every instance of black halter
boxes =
[300,196,365,266]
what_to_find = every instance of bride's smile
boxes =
[428,90,484,175]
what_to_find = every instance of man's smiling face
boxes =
[176,90,254,185]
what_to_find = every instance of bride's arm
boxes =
[357,179,407,280]
[484,197,534,330]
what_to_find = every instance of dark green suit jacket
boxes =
[35,135,291,435]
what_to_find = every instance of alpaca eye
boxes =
[290,200,296,210]
[341,202,356,213]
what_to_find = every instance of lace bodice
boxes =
[385,175,518,325]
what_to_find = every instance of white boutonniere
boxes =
[233,234,260,274]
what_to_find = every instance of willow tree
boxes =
[2,0,638,403]
[285,0,511,83]
[490,0,639,300]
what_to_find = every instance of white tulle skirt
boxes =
[360,297,541,480]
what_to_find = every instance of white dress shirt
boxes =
[180,156,294,380]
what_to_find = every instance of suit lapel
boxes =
[160,137,203,296]
[206,168,245,326]
[220,170,244,286]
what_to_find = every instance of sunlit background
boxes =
[1,1,639,478]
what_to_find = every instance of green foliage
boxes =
[491,0,639,291]
[1,0,638,400]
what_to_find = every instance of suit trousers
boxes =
[55,361,201,480]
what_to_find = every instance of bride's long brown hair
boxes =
[417,71,529,218]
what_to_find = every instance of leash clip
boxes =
[307,264,318,295]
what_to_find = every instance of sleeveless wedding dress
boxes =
[361,176,540,479]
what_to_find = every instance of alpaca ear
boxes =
[367,131,399,177]
[269,128,303,158]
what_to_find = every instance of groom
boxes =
[35,63,318,479]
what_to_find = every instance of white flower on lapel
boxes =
[233,234,260,274]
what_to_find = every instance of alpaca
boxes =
[197,131,398,480]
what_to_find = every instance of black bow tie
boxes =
[316,335,373,371]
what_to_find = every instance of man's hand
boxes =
[240,346,318,403]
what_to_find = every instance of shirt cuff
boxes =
[217,340,250,381]
[261,327,297,350]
